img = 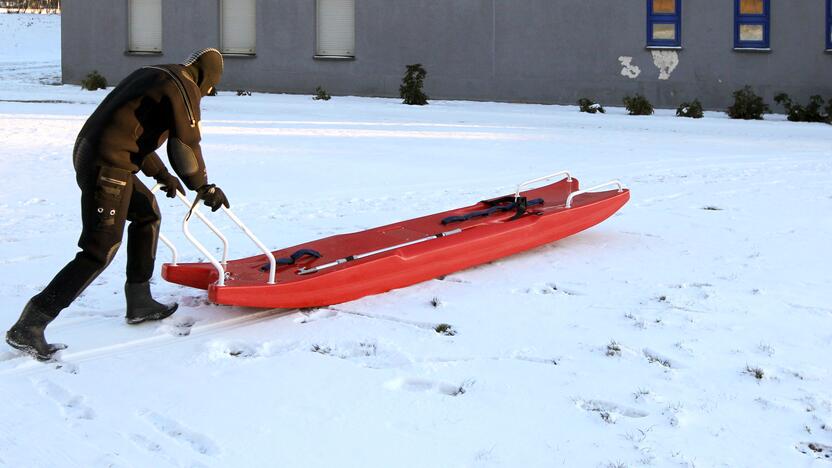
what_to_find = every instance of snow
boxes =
[2,13,832,468]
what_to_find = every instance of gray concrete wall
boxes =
[62,0,832,109]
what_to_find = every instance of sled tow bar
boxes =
[151,184,276,286]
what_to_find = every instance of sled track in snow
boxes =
[0,308,294,377]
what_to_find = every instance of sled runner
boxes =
[156,171,629,308]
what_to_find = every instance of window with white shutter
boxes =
[316,0,355,57]
[221,0,256,55]
[128,0,162,53]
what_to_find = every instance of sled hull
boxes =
[162,178,629,308]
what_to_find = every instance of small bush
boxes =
[774,93,828,123]
[434,323,456,336]
[578,98,605,114]
[727,86,769,120]
[623,94,654,116]
[80,70,107,91]
[313,86,331,101]
[236,89,251,96]
[676,99,704,118]
[400,63,429,105]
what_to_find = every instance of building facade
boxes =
[61,0,832,109]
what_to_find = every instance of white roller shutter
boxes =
[128,0,162,52]
[221,0,256,54]
[316,0,355,57]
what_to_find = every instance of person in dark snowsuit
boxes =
[5,48,230,361]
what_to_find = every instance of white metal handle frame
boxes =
[514,170,573,200]
[564,180,625,208]
[150,184,230,265]
[150,184,277,286]
[182,199,277,287]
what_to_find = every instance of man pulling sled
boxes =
[6,48,230,361]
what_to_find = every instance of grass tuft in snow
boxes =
[429,297,442,308]
[644,350,672,368]
[633,388,651,401]
[745,365,765,380]
[606,340,622,357]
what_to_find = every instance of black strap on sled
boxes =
[441,197,544,225]
[260,249,322,271]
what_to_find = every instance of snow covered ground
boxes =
[1,13,831,468]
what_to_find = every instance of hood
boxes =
[182,48,223,96]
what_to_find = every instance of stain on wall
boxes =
[651,50,679,80]
[618,56,641,79]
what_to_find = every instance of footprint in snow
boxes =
[34,379,96,421]
[385,377,470,396]
[204,340,260,360]
[158,316,196,337]
[294,308,339,324]
[311,341,413,369]
[128,433,181,466]
[53,361,80,375]
[138,409,220,456]
[576,399,648,423]
[179,295,213,308]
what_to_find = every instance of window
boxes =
[647,0,681,48]
[316,0,355,57]
[735,0,770,49]
[827,0,831,50]
[220,0,256,55]
[128,0,162,53]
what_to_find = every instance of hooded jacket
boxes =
[74,49,224,191]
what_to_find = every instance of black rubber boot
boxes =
[6,301,67,361]
[125,282,178,325]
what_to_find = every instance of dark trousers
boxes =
[30,166,161,318]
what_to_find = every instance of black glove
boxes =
[155,171,185,198]
[196,184,230,212]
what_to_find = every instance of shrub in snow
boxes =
[400,63,428,105]
[313,86,331,101]
[207,87,217,96]
[623,94,654,116]
[578,98,605,114]
[727,86,769,120]
[676,99,704,118]
[236,89,251,96]
[774,93,828,123]
[80,70,106,91]
[434,323,456,336]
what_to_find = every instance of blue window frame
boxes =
[734,0,770,49]
[647,0,682,47]
[827,0,831,50]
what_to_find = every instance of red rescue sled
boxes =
[159,171,629,308]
